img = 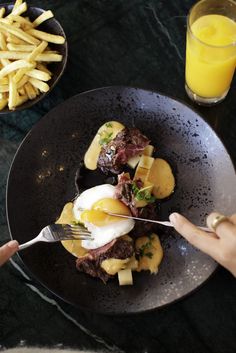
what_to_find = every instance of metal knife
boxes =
[107,212,212,232]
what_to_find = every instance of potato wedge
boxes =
[147,158,175,199]
[134,166,150,183]
[118,268,133,286]
[143,144,154,156]
[138,155,154,169]
[127,154,141,169]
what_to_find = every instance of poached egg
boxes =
[73,184,134,249]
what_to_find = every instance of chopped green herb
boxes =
[99,131,113,146]
[105,122,113,128]
[132,182,156,204]
[145,252,153,259]
[138,240,153,258]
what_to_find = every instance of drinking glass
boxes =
[185,0,236,105]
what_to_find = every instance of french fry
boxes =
[27,28,65,44]
[36,63,52,75]
[26,68,51,81]
[34,86,39,95]
[32,10,53,27]
[7,43,35,51]
[8,15,33,28]
[0,77,8,85]
[0,51,62,62]
[18,86,25,95]
[12,0,23,12]
[10,2,27,17]
[0,58,11,67]
[0,22,40,45]
[27,40,48,61]
[12,41,47,82]
[28,77,49,92]
[15,93,28,107]
[24,81,37,99]
[0,77,28,92]
[17,74,29,88]
[0,59,33,79]
[37,53,62,61]
[6,33,27,44]
[8,74,18,109]
[0,85,9,93]
[13,66,30,83]
[0,18,13,25]
[12,22,21,28]
[0,97,8,110]
[0,8,5,19]
[0,32,7,50]
[21,23,32,31]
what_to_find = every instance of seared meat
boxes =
[97,127,150,174]
[115,173,159,237]
[115,173,139,216]
[76,237,134,282]
[130,203,160,238]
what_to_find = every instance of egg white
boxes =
[73,184,116,220]
[73,184,134,250]
[82,219,134,249]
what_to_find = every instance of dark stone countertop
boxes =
[0,0,236,352]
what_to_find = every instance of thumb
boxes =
[0,240,19,266]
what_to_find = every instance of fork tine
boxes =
[65,232,91,239]
[62,225,91,235]
[62,224,90,231]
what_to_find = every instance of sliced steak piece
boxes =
[76,237,134,282]
[97,127,150,174]
[115,173,139,216]
[130,203,160,238]
[115,173,159,236]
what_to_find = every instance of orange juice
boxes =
[186,14,236,98]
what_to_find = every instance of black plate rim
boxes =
[6,85,233,315]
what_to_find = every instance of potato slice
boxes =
[118,268,133,286]
[143,144,154,156]
[135,234,163,273]
[84,121,124,170]
[134,166,150,183]
[138,155,154,169]
[147,158,175,199]
[127,144,154,169]
[127,154,141,169]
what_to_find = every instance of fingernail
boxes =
[169,212,180,225]
[7,240,19,249]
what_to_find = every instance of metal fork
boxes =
[18,224,92,251]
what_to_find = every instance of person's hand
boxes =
[169,212,236,277]
[0,240,19,266]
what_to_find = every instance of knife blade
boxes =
[106,212,212,232]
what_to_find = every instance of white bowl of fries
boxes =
[0,0,67,113]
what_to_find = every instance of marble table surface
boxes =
[0,0,236,352]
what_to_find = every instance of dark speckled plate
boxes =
[6,87,236,314]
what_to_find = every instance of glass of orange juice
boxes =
[185,0,236,105]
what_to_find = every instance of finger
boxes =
[169,213,218,256]
[207,212,236,239]
[0,240,19,266]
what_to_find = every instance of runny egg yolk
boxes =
[80,198,130,227]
